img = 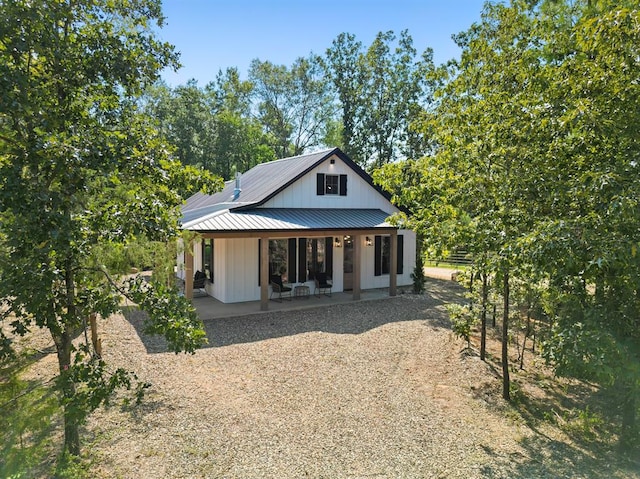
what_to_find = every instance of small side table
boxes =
[294,284,310,299]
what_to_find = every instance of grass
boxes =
[0,347,95,479]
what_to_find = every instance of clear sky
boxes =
[159,0,488,87]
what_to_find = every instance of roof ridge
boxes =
[252,147,336,168]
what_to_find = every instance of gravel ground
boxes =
[68,280,638,478]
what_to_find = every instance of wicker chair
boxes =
[270,274,292,302]
[314,272,332,297]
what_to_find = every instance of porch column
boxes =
[353,234,361,301]
[390,230,397,297]
[185,243,194,300]
[260,235,269,311]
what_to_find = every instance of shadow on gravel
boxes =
[483,434,640,479]
[124,278,463,353]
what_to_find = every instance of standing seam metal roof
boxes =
[182,208,394,232]
[183,148,338,212]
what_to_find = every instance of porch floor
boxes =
[192,288,395,320]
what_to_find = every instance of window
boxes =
[201,238,214,282]
[269,239,288,281]
[325,175,339,195]
[374,235,404,276]
[317,173,347,196]
[306,238,326,279]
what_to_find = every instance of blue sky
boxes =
[159,0,488,87]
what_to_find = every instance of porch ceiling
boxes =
[181,208,396,235]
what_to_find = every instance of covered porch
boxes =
[183,228,401,311]
[190,286,397,320]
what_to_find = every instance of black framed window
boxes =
[317,173,348,196]
[374,235,404,276]
[325,175,339,195]
[269,239,288,281]
[202,238,214,282]
[306,238,326,279]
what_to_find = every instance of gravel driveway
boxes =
[86,279,633,479]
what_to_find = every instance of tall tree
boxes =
[377,0,640,446]
[326,30,433,170]
[325,33,365,160]
[249,54,334,157]
[0,0,219,456]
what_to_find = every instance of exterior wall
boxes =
[359,229,416,290]
[211,237,261,303]
[261,154,399,215]
[203,230,415,304]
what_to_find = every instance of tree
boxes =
[524,1,640,448]
[377,1,545,401]
[142,79,217,171]
[142,70,276,179]
[0,0,221,457]
[377,0,640,447]
[326,30,433,170]
[249,54,334,157]
[325,33,366,161]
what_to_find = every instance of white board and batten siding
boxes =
[211,237,260,304]
[261,154,400,215]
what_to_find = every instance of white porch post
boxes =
[185,243,194,300]
[353,234,361,301]
[260,235,269,311]
[390,230,397,297]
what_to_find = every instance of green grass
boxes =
[424,260,470,270]
[0,350,60,478]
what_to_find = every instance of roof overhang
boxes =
[181,208,397,238]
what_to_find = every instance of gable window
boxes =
[325,175,339,195]
[317,173,348,196]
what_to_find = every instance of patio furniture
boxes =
[270,274,292,302]
[193,270,207,296]
[314,272,332,297]
[294,284,310,299]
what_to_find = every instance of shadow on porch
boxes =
[192,288,395,321]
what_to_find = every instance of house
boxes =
[178,147,416,310]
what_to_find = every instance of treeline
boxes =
[142,30,434,178]
[377,0,640,450]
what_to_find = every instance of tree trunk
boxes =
[520,309,531,370]
[54,330,81,456]
[58,259,81,455]
[492,303,497,328]
[502,271,511,401]
[480,273,488,361]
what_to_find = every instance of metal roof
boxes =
[182,148,339,212]
[182,208,394,233]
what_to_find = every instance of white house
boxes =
[178,147,416,310]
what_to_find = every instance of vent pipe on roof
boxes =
[233,172,241,201]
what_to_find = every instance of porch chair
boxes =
[270,274,292,302]
[193,270,207,296]
[314,272,332,297]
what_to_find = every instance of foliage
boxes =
[0,352,59,478]
[249,54,335,157]
[142,76,276,179]
[411,233,426,294]
[326,31,434,169]
[447,303,474,350]
[0,0,218,457]
[375,0,640,447]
